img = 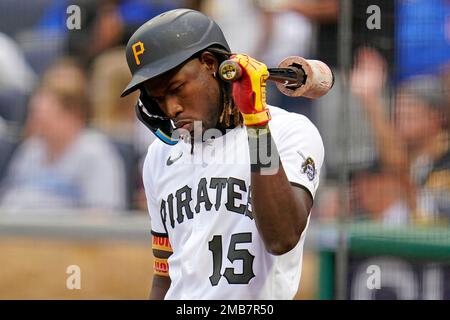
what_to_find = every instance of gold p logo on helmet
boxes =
[132,41,145,65]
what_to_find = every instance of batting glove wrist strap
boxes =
[247,126,280,174]
[242,109,271,127]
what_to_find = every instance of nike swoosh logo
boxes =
[166,151,183,166]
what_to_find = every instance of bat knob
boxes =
[276,56,334,98]
[218,60,242,81]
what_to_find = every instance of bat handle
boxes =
[218,57,334,99]
[266,67,306,87]
[218,60,305,87]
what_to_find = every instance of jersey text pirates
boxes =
[143,105,324,299]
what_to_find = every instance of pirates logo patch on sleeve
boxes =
[301,157,316,181]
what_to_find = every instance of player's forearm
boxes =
[149,275,171,300]
[247,126,308,255]
[251,166,308,255]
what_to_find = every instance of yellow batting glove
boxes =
[231,54,271,126]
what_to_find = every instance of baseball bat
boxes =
[218,56,334,99]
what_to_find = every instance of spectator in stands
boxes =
[89,47,155,210]
[0,32,36,94]
[350,47,450,224]
[0,58,126,213]
[33,0,181,68]
[285,0,395,182]
[90,48,138,142]
[0,32,36,182]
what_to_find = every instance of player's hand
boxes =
[230,54,271,127]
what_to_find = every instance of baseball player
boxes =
[121,9,324,300]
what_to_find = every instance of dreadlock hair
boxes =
[205,47,243,130]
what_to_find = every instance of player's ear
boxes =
[199,51,218,74]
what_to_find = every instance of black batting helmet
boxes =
[121,9,231,145]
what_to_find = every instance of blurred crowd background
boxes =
[0,0,449,300]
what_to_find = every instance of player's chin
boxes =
[174,120,220,142]
[176,122,194,133]
[174,127,192,141]
[173,122,196,141]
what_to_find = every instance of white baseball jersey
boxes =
[143,105,324,300]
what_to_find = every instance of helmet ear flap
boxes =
[135,91,179,145]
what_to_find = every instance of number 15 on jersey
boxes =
[208,232,255,286]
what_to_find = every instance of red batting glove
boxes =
[231,54,271,127]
